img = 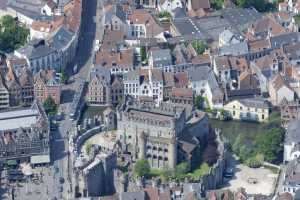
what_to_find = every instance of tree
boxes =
[189,163,210,179]
[235,0,274,12]
[133,159,150,178]
[255,128,283,162]
[191,40,207,55]
[194,96,205,110]
[245,154,263,168]
[0,15,29,52]
[158,11,172,19]
[85,142,92,154]
[140,46,147,63]
[43,96,57,116]
[174,162,189,180]
[60,70,69,84]
[202,144,219,166]
[211,0,224,10]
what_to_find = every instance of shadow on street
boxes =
[60,89,75,104]
[66,0,97,75]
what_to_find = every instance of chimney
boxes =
[119,51,122,60]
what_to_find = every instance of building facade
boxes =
[224,98,270,122]
[34,70,61,104]
[117,97,186,169]
[0,101,50,165]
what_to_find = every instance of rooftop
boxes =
[286,119,300,144]
[0,105,41,131]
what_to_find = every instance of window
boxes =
[262,114,264,120]
[233,111,235,116]
[240,106,243,110]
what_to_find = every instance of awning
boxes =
[30,155,50,164]
[6,160,17,166]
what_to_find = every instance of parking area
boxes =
[0,165,65,200]
[223,163,278,195]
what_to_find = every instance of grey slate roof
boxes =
[123,69,139,81]
[7,0,51,21]
[286,119,300,144]
[48,26,74,51]
[90,65,111,82]
[270,32,300,49]
[16,39,56,59]
[151,49,172,62]
[238,98,270,109]
[187,65,212,82]
[221,8,262,31]
[219,41,249,56]
[120,191,145,200]
[173,7,186,19]
[284,158,300,187]
[104,3,126,24]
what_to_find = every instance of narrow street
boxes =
[50,0,104,199]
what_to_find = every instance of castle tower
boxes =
[138,131,146,159]
[168,136,177,169]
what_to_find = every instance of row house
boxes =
[250,53,282,93]
[14,39,60,74]
[101,29,127,53]
[87,66,111,106]
[246,39,272,61]
[123,68,164,103]
[0,66,34,107]
[103,3,127,33]
[149,48,173,69]
[0,75,9,109]
[111,75,123,105]
[48,25,77,71]
[187,66,224,109]
[280,100,300,128]
[30,16,64,40]
[247,17,286,40]
[269,74,295,106]
[163,72,189,100]
[12,0,81,74]
[213,55,248,89]
[170,87,194,106]
[87,65,124,106]
[126,9,165,40]
[94,49,135,76]
[87,74,111,106]
[34,70,61,105]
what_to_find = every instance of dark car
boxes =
[59,177,65,184]
[224,168,234,178]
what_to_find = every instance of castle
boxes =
[117,96,209,169]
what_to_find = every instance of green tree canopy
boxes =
[235,0,275,12]
[191,40,207,55]
[256,128,283,162]
[0,15,29,52]
[60,70,69,84]
[211,0,224,10]
[194,95,205,110]
[43,96,57,116]
[174,162,189,180]
[133,159,150,178]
